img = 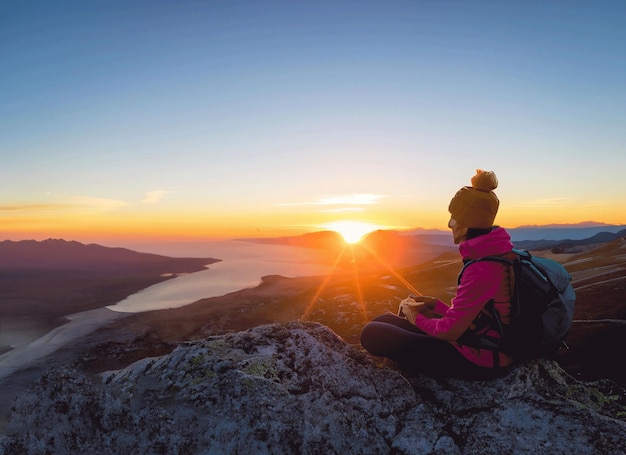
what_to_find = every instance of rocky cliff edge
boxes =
[1,322,625,454]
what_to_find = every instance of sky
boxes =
[1,0,625,245]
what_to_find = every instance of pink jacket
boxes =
[415,227,514,368]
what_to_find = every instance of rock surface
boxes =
[1,322,625,454]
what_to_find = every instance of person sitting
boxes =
[360,169,515,379]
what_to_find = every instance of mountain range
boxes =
[242,223,626,266]
[0,238,218,273]
[403,222,626,243]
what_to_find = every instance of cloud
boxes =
[3,191,177,215]
[140,190,174,204]
[0,195,130,215]
[279,193,385,207]
[37,193,130,212]
[0,204,72,213]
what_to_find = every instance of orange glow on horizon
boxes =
[320,221,383,244]
[2,201,625,245]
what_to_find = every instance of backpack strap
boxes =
[456,251,518,366]
[455,301,504,368]
[459,250,518,297]
[458,251,517,284]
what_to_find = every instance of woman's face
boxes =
[448,217,468,244]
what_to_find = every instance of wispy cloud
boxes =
[279,193,385,207]
[0,195,129,215]
[2,191,176,216]
[0,204,72,213]
[37,193,130,212]
[140,190,174,204]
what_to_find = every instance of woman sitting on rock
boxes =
[360,169,515,379]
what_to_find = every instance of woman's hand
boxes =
[398,295,438,324]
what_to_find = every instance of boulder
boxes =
[1,322,625,454]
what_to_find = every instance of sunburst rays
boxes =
[300,238,422,323]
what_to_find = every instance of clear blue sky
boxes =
[1,1,625,242]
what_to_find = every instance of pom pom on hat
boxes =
[471,169,498,192]
[448,169,500,229]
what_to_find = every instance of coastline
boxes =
[0,267,215,351]
[0,307,128,380]
[0,241,335,377]
[0,261,263,378]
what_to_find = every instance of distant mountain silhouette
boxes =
[0,239,218,273]
[405,223,626,243]
[508,224,626,242]
[514,221,616,229]
[513,229,626,251]
[400,225,626,252]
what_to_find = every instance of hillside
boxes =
[552,238,626,383]
[0,239,218,353]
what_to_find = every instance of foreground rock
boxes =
[1,322,625,454]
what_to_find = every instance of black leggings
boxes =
[360,313,504,380]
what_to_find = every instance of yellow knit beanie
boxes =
[448,169,499,229]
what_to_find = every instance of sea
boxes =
[107,240,335,313]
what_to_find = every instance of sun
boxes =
[322,221,380,244]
